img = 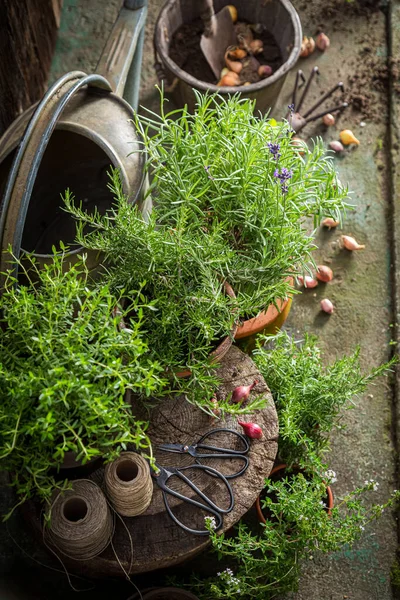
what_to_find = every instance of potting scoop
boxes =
[200,0,236,78]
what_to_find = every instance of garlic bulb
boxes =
[227,5,238,23]
[329,140,344,153]
[323,113,335,126]
[340,130,360,146]
[258,64,272,78]
[316,32,330,51]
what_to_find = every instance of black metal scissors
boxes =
[151,463,234,535]
[158,428,250,479]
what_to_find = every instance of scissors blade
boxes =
[157,443,187,453]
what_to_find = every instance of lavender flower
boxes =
[288,103,295,113]
[274,167,293,194]
[267,142,281,161]
[204,165,214,180]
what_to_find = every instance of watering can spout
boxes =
[96,0,147,109]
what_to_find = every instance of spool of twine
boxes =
[45,479,113,560]
[104,452,153,517]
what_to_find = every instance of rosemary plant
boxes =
[134,91,351,316]
[64,170,237,402]
[253,331,397,467]
[0,251,165,517]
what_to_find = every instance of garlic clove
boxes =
[316,32,330,51]
[339,129,360,146]
[249,39,263,55]
[341,235,365,250]
[321,298,334,314]
[322,217,340,229]
[307,37,316,54]
[316,265,334,282]
[227,4,238,23]
[329,140,344,153]
[220,67,229,78]
[258,64,273,78]
[300,36,310,58]
[323,113,335,126]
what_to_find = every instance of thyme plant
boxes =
[134,91,351,316]
[187,474,400,599]
[177,333,398,598]
[0,252,165,517]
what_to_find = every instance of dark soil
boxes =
[295,0,388,123]
[169,19,282,84]
[345,45,388,122]
[299,0,382,22]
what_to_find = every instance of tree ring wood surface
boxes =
[24,346,278,576]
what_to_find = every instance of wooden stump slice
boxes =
[24,346,278,576]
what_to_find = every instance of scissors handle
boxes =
[194,453,249,479]
[154,463,234,535]
[197,428,250,454]
[162,491,224,536]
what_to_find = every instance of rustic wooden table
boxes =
[27,346,278,576]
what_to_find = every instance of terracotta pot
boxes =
[59,451,101,471]
[234,279,293,353]
[154,0,302,113]
[256,463,334,524]
[175,280,238,377]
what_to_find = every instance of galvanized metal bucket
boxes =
[0,0,148,282]
[153,0,302,113]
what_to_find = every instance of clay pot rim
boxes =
[175,280,238,377]
[255,462,334,524]
[234,277,294,339]
[154,0,302,94]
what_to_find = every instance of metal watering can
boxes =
[0,0,149,281]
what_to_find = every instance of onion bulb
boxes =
[238,421,263,439]
[320,298,334,314]
[231,380,258,404]
[298,275,318,288]
[341,235,365,250]
[322,217,339,229]
[316,265,333,282]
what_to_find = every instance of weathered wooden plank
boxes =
[0,0,59,136]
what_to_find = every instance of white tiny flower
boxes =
[325,469,337,483]
[204,515,217,530]
[364,480,369,486]
[319,501,326,507]
[360,525,365,531]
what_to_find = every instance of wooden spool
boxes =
[25,346,278,576]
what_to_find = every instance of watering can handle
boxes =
[96,0,147,101]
